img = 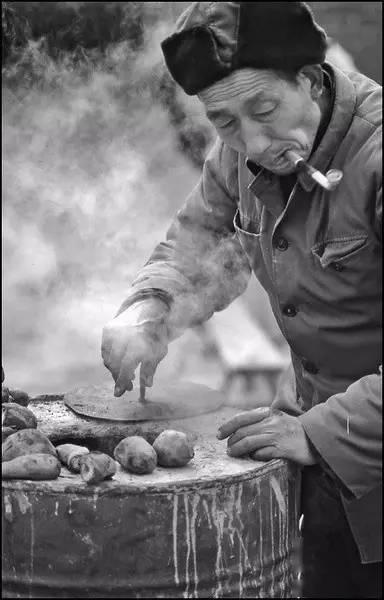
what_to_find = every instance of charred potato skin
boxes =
[114,436,157,475]
[8,389,30,407]
[2,403,37,430]
[2,453,61,480]
[2,386,10,404]
[153,430,195,468]
[2,429,57,462]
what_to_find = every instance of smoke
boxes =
[2,15,205,395]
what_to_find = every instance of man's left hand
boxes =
[217,407,317,466]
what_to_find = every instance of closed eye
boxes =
[252,107,276,119]
[217,119,235,129]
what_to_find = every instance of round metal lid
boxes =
[64,381,225,422]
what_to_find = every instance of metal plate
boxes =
[64,382,225,422]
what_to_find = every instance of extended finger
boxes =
[226,433,274,457]
[140,359,160,388]
[217,407,271,440]
[114,351,141,397]
[140,346,168,387]
[250,447,277,461]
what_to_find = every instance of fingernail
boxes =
[216,430,223,440]
[114,385,122,397]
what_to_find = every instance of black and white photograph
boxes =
[2,2,382,598]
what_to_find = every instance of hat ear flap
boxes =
[161,26,230,96]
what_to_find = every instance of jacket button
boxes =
[276,237,289,251]
[302,359,318,374]
[283,304,297,317]
[331,261,345,272]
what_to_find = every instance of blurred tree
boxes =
[2,2,31,61]
[2,1,145,63]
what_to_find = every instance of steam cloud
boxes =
[2,18,206,395]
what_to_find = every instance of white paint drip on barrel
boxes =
[29,505,35,595]
[269,485,275,596]
[279,487,285,595]
[128,462,293,597]
[270,476,286,517]
[202,498,212,529]
[225,486,240,595]
[257,480,263,596]
[276,487,284,595]
[4,493,13,522]
[183,493,191,599]
[235,484,250,597]
[212,491,224,599]
[172,493,180,586]
[15,491,32,514]
[190,494,200,598]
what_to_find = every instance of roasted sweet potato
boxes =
[56,443,90,472]
[2,403,37,430]
[8,389,30,407]
[114,436,157,474]
[2,429,57,462]
[153,430,194,468]
[2,386,10,403]
[78,451,116,484]
[2,453,61,480]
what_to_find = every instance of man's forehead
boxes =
[198,68,282,110]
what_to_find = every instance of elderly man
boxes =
[102,3,382,597]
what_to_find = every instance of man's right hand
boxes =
[101,298,169,397]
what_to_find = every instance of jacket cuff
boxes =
[299,409,361,498]
[115,288,173,317]
[305,434,355,499]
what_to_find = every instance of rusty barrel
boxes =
[2,397,301,598]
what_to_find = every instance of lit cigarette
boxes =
[285,150,343,191]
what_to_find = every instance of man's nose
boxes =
[241,121,272,158]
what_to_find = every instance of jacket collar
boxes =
[247,63,357,196]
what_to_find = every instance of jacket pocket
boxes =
[233,208,272,291]
[311,235,368,268]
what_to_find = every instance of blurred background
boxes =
[2,2,382,401]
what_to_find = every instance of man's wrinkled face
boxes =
[199,67,323,174]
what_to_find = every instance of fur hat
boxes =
[161,2,328,95]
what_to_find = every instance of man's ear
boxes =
[297,65,324,100]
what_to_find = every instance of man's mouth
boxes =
[248,148,305,168]
[277,147,302,160]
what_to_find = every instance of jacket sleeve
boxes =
[299,366,382,500]
[117,138,251,339]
